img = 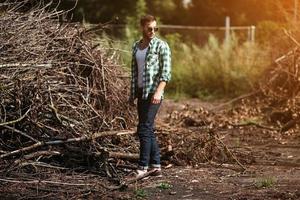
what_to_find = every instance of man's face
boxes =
[142,20,158,40]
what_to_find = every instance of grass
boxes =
[157,182,173,190]
[239,117,263,125]
[165,33,271,99]
[134,188,147,199]
[255,177,277,188]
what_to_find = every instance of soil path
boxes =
[121,99,300,200]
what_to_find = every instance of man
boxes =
[129,14,171,178]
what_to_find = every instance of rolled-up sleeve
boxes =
[159,42,171,82]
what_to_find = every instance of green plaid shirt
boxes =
[130,37,171,100]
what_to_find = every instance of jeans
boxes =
[137,89,161,169]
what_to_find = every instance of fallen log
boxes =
[0,130,135,159]
[96,151,139,161]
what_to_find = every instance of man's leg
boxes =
[144,96,161,168]
[137,98,151,169]
[137,95,161,168]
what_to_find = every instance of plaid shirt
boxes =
[130,37,171,100]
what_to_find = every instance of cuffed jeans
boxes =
[137,88,161,169]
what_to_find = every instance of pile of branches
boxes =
[258,29,300,131]
[160,106,249,169]
[0,0,136,174]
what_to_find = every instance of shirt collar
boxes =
[138,36,157,47]
[149,37,157,47]
[134,37,157,55]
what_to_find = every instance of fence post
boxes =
[250,25,255,43]
[247,26,251,42]
[225,16,230,46]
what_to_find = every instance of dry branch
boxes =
[0,130,135,159]
[210,131,246,171]
[0,109,31,127]
[229,121,279,131]
[96,151,139,161]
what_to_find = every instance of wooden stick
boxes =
[14,151,61,165]
[18,161,69,170]
[229,121,279,131]
[211,91,260,111]
[95,151,139,161]
[105,170,161,190]
[0,63,52,68]
[44,130,135,145]
[0,177,126,190]
[4,125,39,142]
[0,108,31,127]
[275,48,298,63]
[0,130,135,159]
[0,178,96,186]
[283,29,300,48]
[0,142,44,159]
[210,131,246,171]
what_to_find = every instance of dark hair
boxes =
[140,15,156,26]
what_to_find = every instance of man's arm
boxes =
[152,42,171,104]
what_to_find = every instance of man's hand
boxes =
[152,81,166,104]
[151,91,162,104]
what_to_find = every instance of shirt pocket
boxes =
[147,53,159,68]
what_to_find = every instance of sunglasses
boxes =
[147,27,159,32]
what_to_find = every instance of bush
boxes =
[256,20,283,46]
[165,33,271,99]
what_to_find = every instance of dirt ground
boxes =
[1,99,299,200]
[118,99,300,200]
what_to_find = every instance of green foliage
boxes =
[255,177,277,188]
[147,0,177,23]
[157,182,173,189]
[58,0,292,27]
[256,20,284,45]
[151,0,176,13]
[165,33,271,99]
[134,188,147,199]
[125,0,147,44]
[239,117,262,125]
[67,0,137,23]
[91,32,132,74]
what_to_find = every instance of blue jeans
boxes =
[137,89,161,169]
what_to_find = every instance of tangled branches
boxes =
[258,29,300,131]
[0,0,137,173]
[0,1,134,142]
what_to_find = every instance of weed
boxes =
[239,117,262,125]
[157,182,173,190]
[165,33,271,99]
[255,177,277,188]
[134,188,147,199]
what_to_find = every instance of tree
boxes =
[57,0,295,26]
